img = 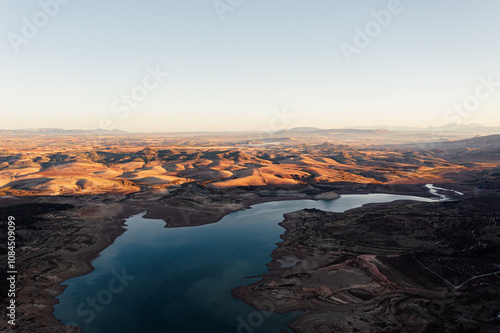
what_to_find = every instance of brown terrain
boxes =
[233,198,500,332]
[0,129,499,332]
[1,131,499,196]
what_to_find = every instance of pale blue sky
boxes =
[1,0,499,132]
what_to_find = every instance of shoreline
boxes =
[0,183,460,332]
[231,192,500,332]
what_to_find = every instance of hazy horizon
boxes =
[2,121,500,134]
[2,0,500,131]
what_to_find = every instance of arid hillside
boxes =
[1,134,499,196]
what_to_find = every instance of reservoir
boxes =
[54,193,439,332]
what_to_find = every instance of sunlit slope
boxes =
[1,136,499,195]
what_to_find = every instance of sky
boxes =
[1,0,499,132]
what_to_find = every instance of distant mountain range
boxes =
[0,128,127,135]
[342,123,500,133]
[419,134,500,150]
[280,127,389,133]
[1,124,499,136]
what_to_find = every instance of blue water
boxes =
[54,193,437,333]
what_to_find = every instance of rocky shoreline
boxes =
[232,195,500,332]
[0,185,341,332]
[0,183,483,332]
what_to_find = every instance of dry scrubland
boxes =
[1,133,499,196]
[0,131,499,332]
[234,197,500,332]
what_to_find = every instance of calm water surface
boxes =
[54,193,438,333]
